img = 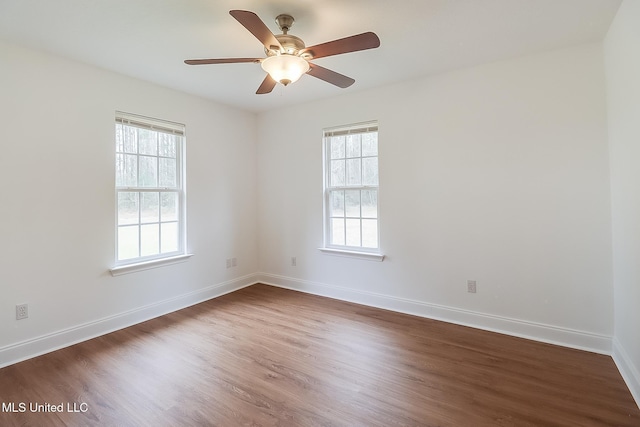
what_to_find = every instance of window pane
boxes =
[346,159,361,186]
[345,190,360,217]
[331,218,345,245]
[115,154,125,186]
[139,156,158,187]
[123,126,137,153]
[118,226,139,260]
[361,190,378,218]
[141,192,159,223]
[161,222,179,253]
[140,224,159,257]
[362,132,378,156]
[138,129,158,155]
[161,192,178,221]
[330,136,345,159]
[116,154,138,187]
[346,134,361,158]
[330,190,344,217]
[362,157,379,186]
[159,133,177,158]
[346,218,361,246]
[115,124,124,152]
[362,219,378,248]
[118,192,139,225]
[330,160,345,187]
[159,158,177,188]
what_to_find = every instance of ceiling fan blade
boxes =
[256,74,277,94]
[229,10,283,52]
[301,32,380,60]
[307,63,355,88]
[184,58,261,65]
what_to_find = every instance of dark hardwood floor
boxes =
[0,284,638,426]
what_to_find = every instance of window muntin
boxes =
[324,123,379,252]
[115,112,185,265]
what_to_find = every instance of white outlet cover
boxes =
[467,280,477,293]
[16,304,29,320]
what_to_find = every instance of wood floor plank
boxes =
[0,284,638,426]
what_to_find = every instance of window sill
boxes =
[318,248,385,262]
[110,254,194,276]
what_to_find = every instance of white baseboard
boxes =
[1,272,619,380]
[256,273,613,355]
[613,338,640,409]
[0,274,259,369]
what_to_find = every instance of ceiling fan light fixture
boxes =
[261,54,310,86]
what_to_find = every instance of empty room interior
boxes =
[1,0,639,425]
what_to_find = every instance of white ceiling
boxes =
[0,0,622,113]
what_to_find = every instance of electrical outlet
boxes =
[226,258,232,268]
[232,257,237,267]
[16,304,28,320]
[291,256,297,267]
[467,280,477,293]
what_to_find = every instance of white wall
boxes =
[604,0,640,406]
[0,40,258,365]
[257,43,613,351]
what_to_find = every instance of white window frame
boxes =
[111,112,190,274]
[321,121,384,261]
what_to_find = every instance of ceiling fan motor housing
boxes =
[264,14,309,57]
[267,34,306,56]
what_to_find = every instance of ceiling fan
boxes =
[184,10,381,94]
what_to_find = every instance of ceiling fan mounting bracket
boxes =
[275,14,295,34]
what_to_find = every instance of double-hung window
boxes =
[114,112,186,267]
[323,122,381,257]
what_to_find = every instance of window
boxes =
[114,112,186,267]
[323,122,380,256]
